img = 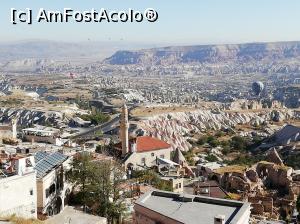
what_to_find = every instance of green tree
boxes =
[205,154,219,162]
[136,170,172,192]
[209,139,220,147]
[67,155,127,223]
[220,140,231,155]
[206,135,220,147]
[228,154,265,166]
[231,136,247,151]
[182,149,195,166]
[197,135,208,145]
[221,145,231,155]
[90,161,126,223]
[80,112,110,125]
[215,131,224,138]
[66,153,93,210]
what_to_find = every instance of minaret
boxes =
[11,118,17,139]
[120,103,129,156]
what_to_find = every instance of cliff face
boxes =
[134,109,300,151]
[104,41,300,65]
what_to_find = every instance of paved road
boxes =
[70,114,120,139]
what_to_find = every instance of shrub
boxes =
[285,154,300,170]
[197,136,208,145]
[221,145,231,155]
[182,149,195,166]
[228,154,265,166]
[209,139,220,147]
[231,136,248,151]
[80,112,110,125]
[215,131,224,138]
[206,154,219,162]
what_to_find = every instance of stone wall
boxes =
[248,196,273,213]
[256,162,293,191]
[250,203,265,215]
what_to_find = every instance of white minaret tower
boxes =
[120,103,129,156]
[11,118,17,139]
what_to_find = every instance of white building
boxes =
[0,155,37,219]
[116,136,172,170]
[22,125,62,146]
[117,104,172,171]
[34,151,72,216]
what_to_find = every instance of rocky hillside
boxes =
[134,109,300,151]
[104,41,300,65]
[0,108,66,128]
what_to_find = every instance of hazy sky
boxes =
[1,0,300,44]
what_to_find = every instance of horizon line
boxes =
[1,38,300,47]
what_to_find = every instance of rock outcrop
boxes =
[266,148,284,166]
[256,161,293,191]
[134,109,299,151]
[105,41,300,66]
[0,108,67,128]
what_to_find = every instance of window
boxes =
[30,189,33,195]
[178,183,182,188]
[160,155,165,159]
[175,184,178,189]
[49,184,56,195]
[46,183,56,198]
[141,158,146,165]
[151,153,155,157]
[45,189,49,198]
[25,158,32,167]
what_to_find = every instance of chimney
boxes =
[214,215,225,224]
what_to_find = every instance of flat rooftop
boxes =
[45,206,106,224]
[22,125,59,133]
[135,190,250,224]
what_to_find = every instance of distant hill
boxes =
[104,41,300,65]
[0,40,103,61]
[0,40,159,63]
[0,58,55,72]
[0,40,161,72]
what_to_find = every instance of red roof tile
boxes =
[135,136,171,152]
[115,136,171,153]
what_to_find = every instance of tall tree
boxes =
[67,154,126,223]
[90,161,126,224]
[66,153,93,210]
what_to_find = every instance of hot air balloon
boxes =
[252,81,264,96]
